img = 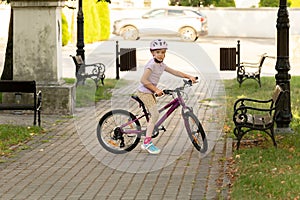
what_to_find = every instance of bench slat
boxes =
[0,80,36,93]
[0,104,35,110]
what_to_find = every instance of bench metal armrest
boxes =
[241,63,260,68]
[241,61,260,65]
[240,53,268,67]
[266,55,276,59]
[234,105,275,114]
[233,98,272,110]
[37,91,42,111]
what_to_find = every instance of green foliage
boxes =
[62,12,70,46]
[173,0,202,6]
[83,0,111,43]
[83,0,101,43]
[96,0,111,40]
[259,0,291,7]
[213,0,235,7]
[291,0,300,7]
[169,0,235,7]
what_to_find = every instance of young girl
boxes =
[137,39,197,154]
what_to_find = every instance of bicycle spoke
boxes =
[97,110,141,154]
[184,112,207,152]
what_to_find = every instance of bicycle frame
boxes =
[120,90,192,136]
[155,92,192,130]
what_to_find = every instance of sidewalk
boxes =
[1,36,297,200]
[0,77,233,199]
[1,36,292,199]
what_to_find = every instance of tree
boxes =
[62,13,70,46]
[169,0,235,7]
[291,0,300,7]
[213,0,235,7]
[96,0,110,40]
[259,0,291,7]
[82,0,111,43]
[1,0,13,80]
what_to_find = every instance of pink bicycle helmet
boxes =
[150,39,168,50]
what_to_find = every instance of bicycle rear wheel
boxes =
[184,112,208,153]
[97,109,141,154]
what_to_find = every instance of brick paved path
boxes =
[0,76,232,200]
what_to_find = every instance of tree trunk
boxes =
[1,8,13,80]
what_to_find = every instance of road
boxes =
[1,36,299,81]
[62,36,283,80]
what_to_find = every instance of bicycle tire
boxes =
[97,109,141,154]
[183,112,208,153]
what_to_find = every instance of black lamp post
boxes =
[275,0,293,132]
[76,0,85,61]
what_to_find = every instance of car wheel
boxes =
[120,26,139,40]
[179,27,197,42]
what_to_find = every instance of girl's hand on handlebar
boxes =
[190,76,198,84]
[154,89,164,97]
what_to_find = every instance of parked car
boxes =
[112,7,208,42]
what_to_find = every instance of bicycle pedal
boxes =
[160,126,166,132]
[120,141,125,148]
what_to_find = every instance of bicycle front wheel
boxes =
[97,109,141,154]
[184,112,208,153]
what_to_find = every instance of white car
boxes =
[112,7,208,42]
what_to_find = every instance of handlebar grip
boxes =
[187,77,198,84]
[163,89,173,95]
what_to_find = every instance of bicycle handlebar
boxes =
[155,77,198,97]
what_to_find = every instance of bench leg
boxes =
[269,128,277,148]
[237,76,242,87]
[34,110,37,126]
[38,110,41,127]
[234,127,243,150]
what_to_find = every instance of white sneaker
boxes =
[141,141,161,154]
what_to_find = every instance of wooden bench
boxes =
[70,55,105,88]
[237,53,268,87]
[0,80,42,126]
[232,85,284,150]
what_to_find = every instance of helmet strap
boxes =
[154,58,163,63]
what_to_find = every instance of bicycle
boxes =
[97,78,208,154]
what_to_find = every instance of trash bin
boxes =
[220,47,236,71]
[120,48,137,71]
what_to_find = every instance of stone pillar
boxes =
[11,0,75,114]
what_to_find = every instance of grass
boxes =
[223,76,300,199]
[64,78,128,107]
[0,125,43,160]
